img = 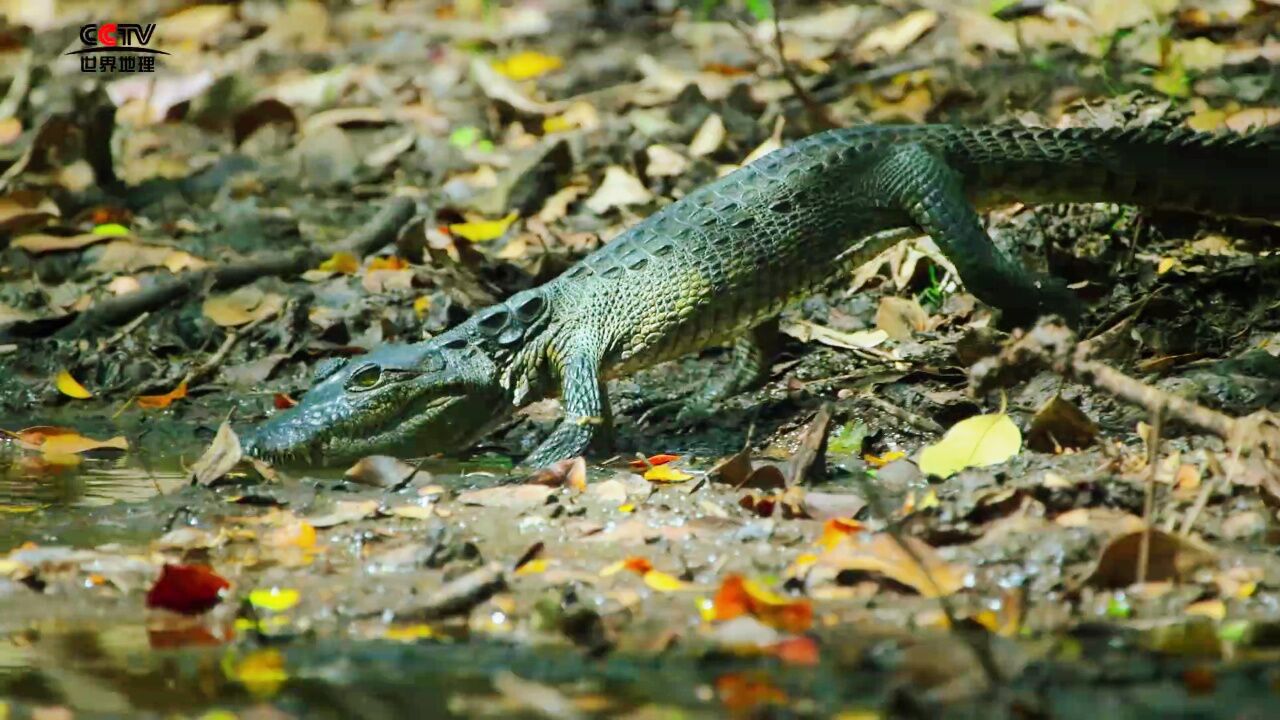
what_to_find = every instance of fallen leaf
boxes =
[875,296,929,340]
[308,499,379,528]
[712,575,813,633]
[1026,394,1097,452]
[202,287,285,327]
[146,564,231,615]
[449,211,518,242]
[248,587,300,612]
[801,492,867,521]
[644,464,693,483]
[1085,528,1216,588]
[457,484,554,510]
[318,251,359,274]
[629,453,680,470]
[225,648,289,698]
[492,50,563,80]
[918,411,1022,479]
[816,532,966,597]
[585,166,653,215]
[645,144,689,177]
[14,426,128,457]
[688,113,726,157]
[137,381,188,410]
[779,320,888,350]
[855,10,939,60]
[190,421,243,486]
[12,231,121,254]
[54,370,93,399]
[344,455,426,488]
[527,456,588,490]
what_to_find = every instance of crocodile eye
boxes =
[346,364,382,392]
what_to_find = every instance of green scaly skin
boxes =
[241,123,1280,468]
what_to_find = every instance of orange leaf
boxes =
[629,453,680,470]
[137,381,188,409]
[366,256,408,271]
[817,518,866,550]
[623,556,654,574]
[711,575,812,633]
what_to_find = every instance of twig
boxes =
[726,11,838,132]
[181,311,274,388]
[971,320,1280,453]
[50,196,416,339]
[1137,402,1164,585]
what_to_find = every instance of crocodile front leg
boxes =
[523,337,612,467]
[866,143,1084,328]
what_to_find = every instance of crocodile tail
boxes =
[948,124,1280,222]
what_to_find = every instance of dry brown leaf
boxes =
[13,232,120,254]
[202,287,285,327]
[308,500,379,528]
[344,455,428,488]
[688,113,726,157]
[584,166,652,215]
[817,532,966,597]
[191,421,243,486]
[457,484,555,510]
[854,10,939,60]
[1026,394,1098,452]
[1084,528,1216,588]
[875,296,929,340]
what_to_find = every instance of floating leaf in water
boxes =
[54,369,93,399]
[918,411,1021,479]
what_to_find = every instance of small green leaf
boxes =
[92,222,130,236]
[449,126,482,149]
[745,0,773,21]
[828,421,868,456]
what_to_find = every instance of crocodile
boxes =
[241,123,1280,468]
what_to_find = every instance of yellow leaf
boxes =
[617,503,636,513]
[384,623,435,641]
[1157,257,1178,275]
[643,570,688,592]
[413,296,431,317]
[449,212,518,242]
[249,587,300,612]
[388,504,434,519]
[492,51,563,81]
[644,464,693,483]
[515,558,548,576]
[318,251,359,274]
[55,370,93,399]
[863,450,905,468]
[918,412,1022,479]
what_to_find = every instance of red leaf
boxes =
[274,393,297,409]
[146,564,230,615]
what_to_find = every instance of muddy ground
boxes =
[1,0,1279,718]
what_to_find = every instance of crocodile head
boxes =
[240,331,509,467]
[241,288,553,467]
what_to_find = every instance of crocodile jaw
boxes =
[241,340,510,467]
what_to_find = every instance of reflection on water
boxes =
[0,460,187,509]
